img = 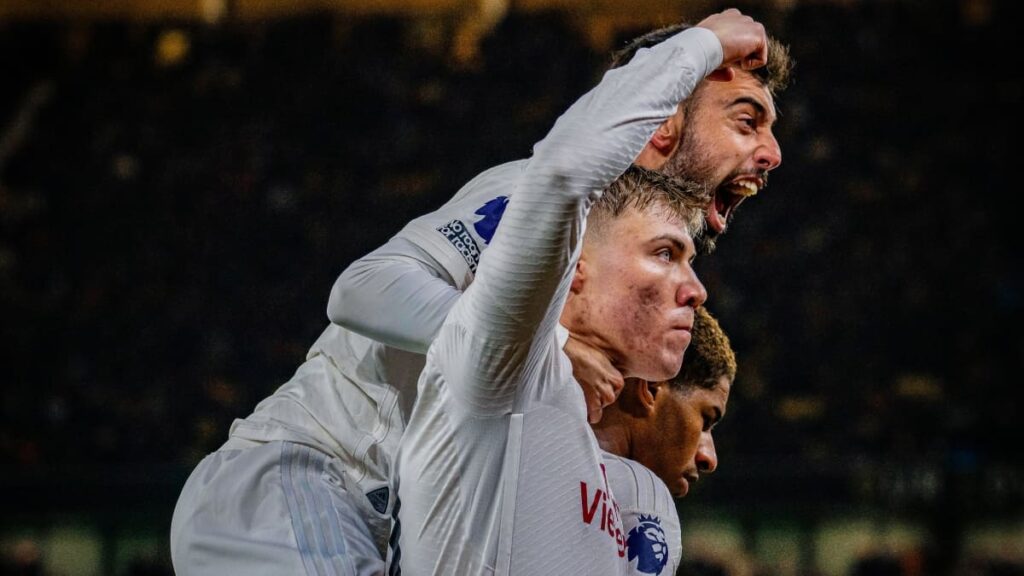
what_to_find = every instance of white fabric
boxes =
[327,237,463,354]
[603,452,683,576]
[170,440,385,576]
[394,27,722,576]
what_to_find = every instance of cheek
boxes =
[653,408,700,475]
[673,414,702,464]
[694,121,749,161]
[619,284,664,348]
[678,131,726,183]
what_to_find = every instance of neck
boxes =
[590,408,633,459]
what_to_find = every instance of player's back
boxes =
[230,325,422,489]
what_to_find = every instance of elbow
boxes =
[528,164,596,208]
[528,139,603,206]
[326,268,358,327]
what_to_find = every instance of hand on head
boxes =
[697,8,768,81]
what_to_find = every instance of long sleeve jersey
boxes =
[391,27,722,576]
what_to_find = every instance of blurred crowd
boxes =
[0,0,1021,574]
[0,9,600,473]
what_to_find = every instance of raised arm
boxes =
[331,5,767,355]
[330,8,770,416]
[437,25,728,416]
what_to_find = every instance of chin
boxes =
[662,350,687,378]
[646,357,685,382]
[673,479,690,499]
[625,343,686,381]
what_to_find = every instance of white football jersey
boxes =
[393,27,723,576]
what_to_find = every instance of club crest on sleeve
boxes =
[626,515,669,575]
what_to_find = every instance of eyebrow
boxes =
[651,233,695,260]
[729,96,777,125]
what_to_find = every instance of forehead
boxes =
[680,378,731,409]
[610,202,695,239]
[698,71,777,124]
[598,206,696,258]
[711,376,732,404]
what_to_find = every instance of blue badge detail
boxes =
[626,515,669,575]
[366,487,390,515]
[472,196,509,244]
[437,219,482,272]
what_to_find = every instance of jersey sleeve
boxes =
[394,160,529,289]
[327,160,528,353]
[326,237,462,354]
[435,27,724,417]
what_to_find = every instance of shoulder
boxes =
[602,453,657,501]
[395,159,529,279]
[607,455,680,576]
[602,453,674,516]
[449,159,529,204]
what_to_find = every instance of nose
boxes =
[678,269,707,309]
[695,433,718,474]
[756,130,782,172]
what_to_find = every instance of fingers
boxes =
[705,67,735,83]
[742,38,768,70]
[696,7,769,73]
[607,373,624,399]
[742,55,763,70]
[586,374,624,424]
[585,384,611,424]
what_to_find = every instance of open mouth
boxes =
[707,179,761,234]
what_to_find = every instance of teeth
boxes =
[731,181,759,197]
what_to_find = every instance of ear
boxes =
[640,380,664,416]
[616,378,659,418]
[654,105,686,152]
[635,106,685,169]
[648,117,678,155]
[570,254,587,294]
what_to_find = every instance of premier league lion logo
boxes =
[626,515,669,575]
[472,196,508,244]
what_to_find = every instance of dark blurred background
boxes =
[1,0,1020,574]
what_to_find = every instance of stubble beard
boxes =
[661,128,722,254]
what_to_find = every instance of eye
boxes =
[737,116,756,133]
[656,247,673,261]
[702,408,721,432]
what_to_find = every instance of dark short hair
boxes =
[670,306,736,391]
